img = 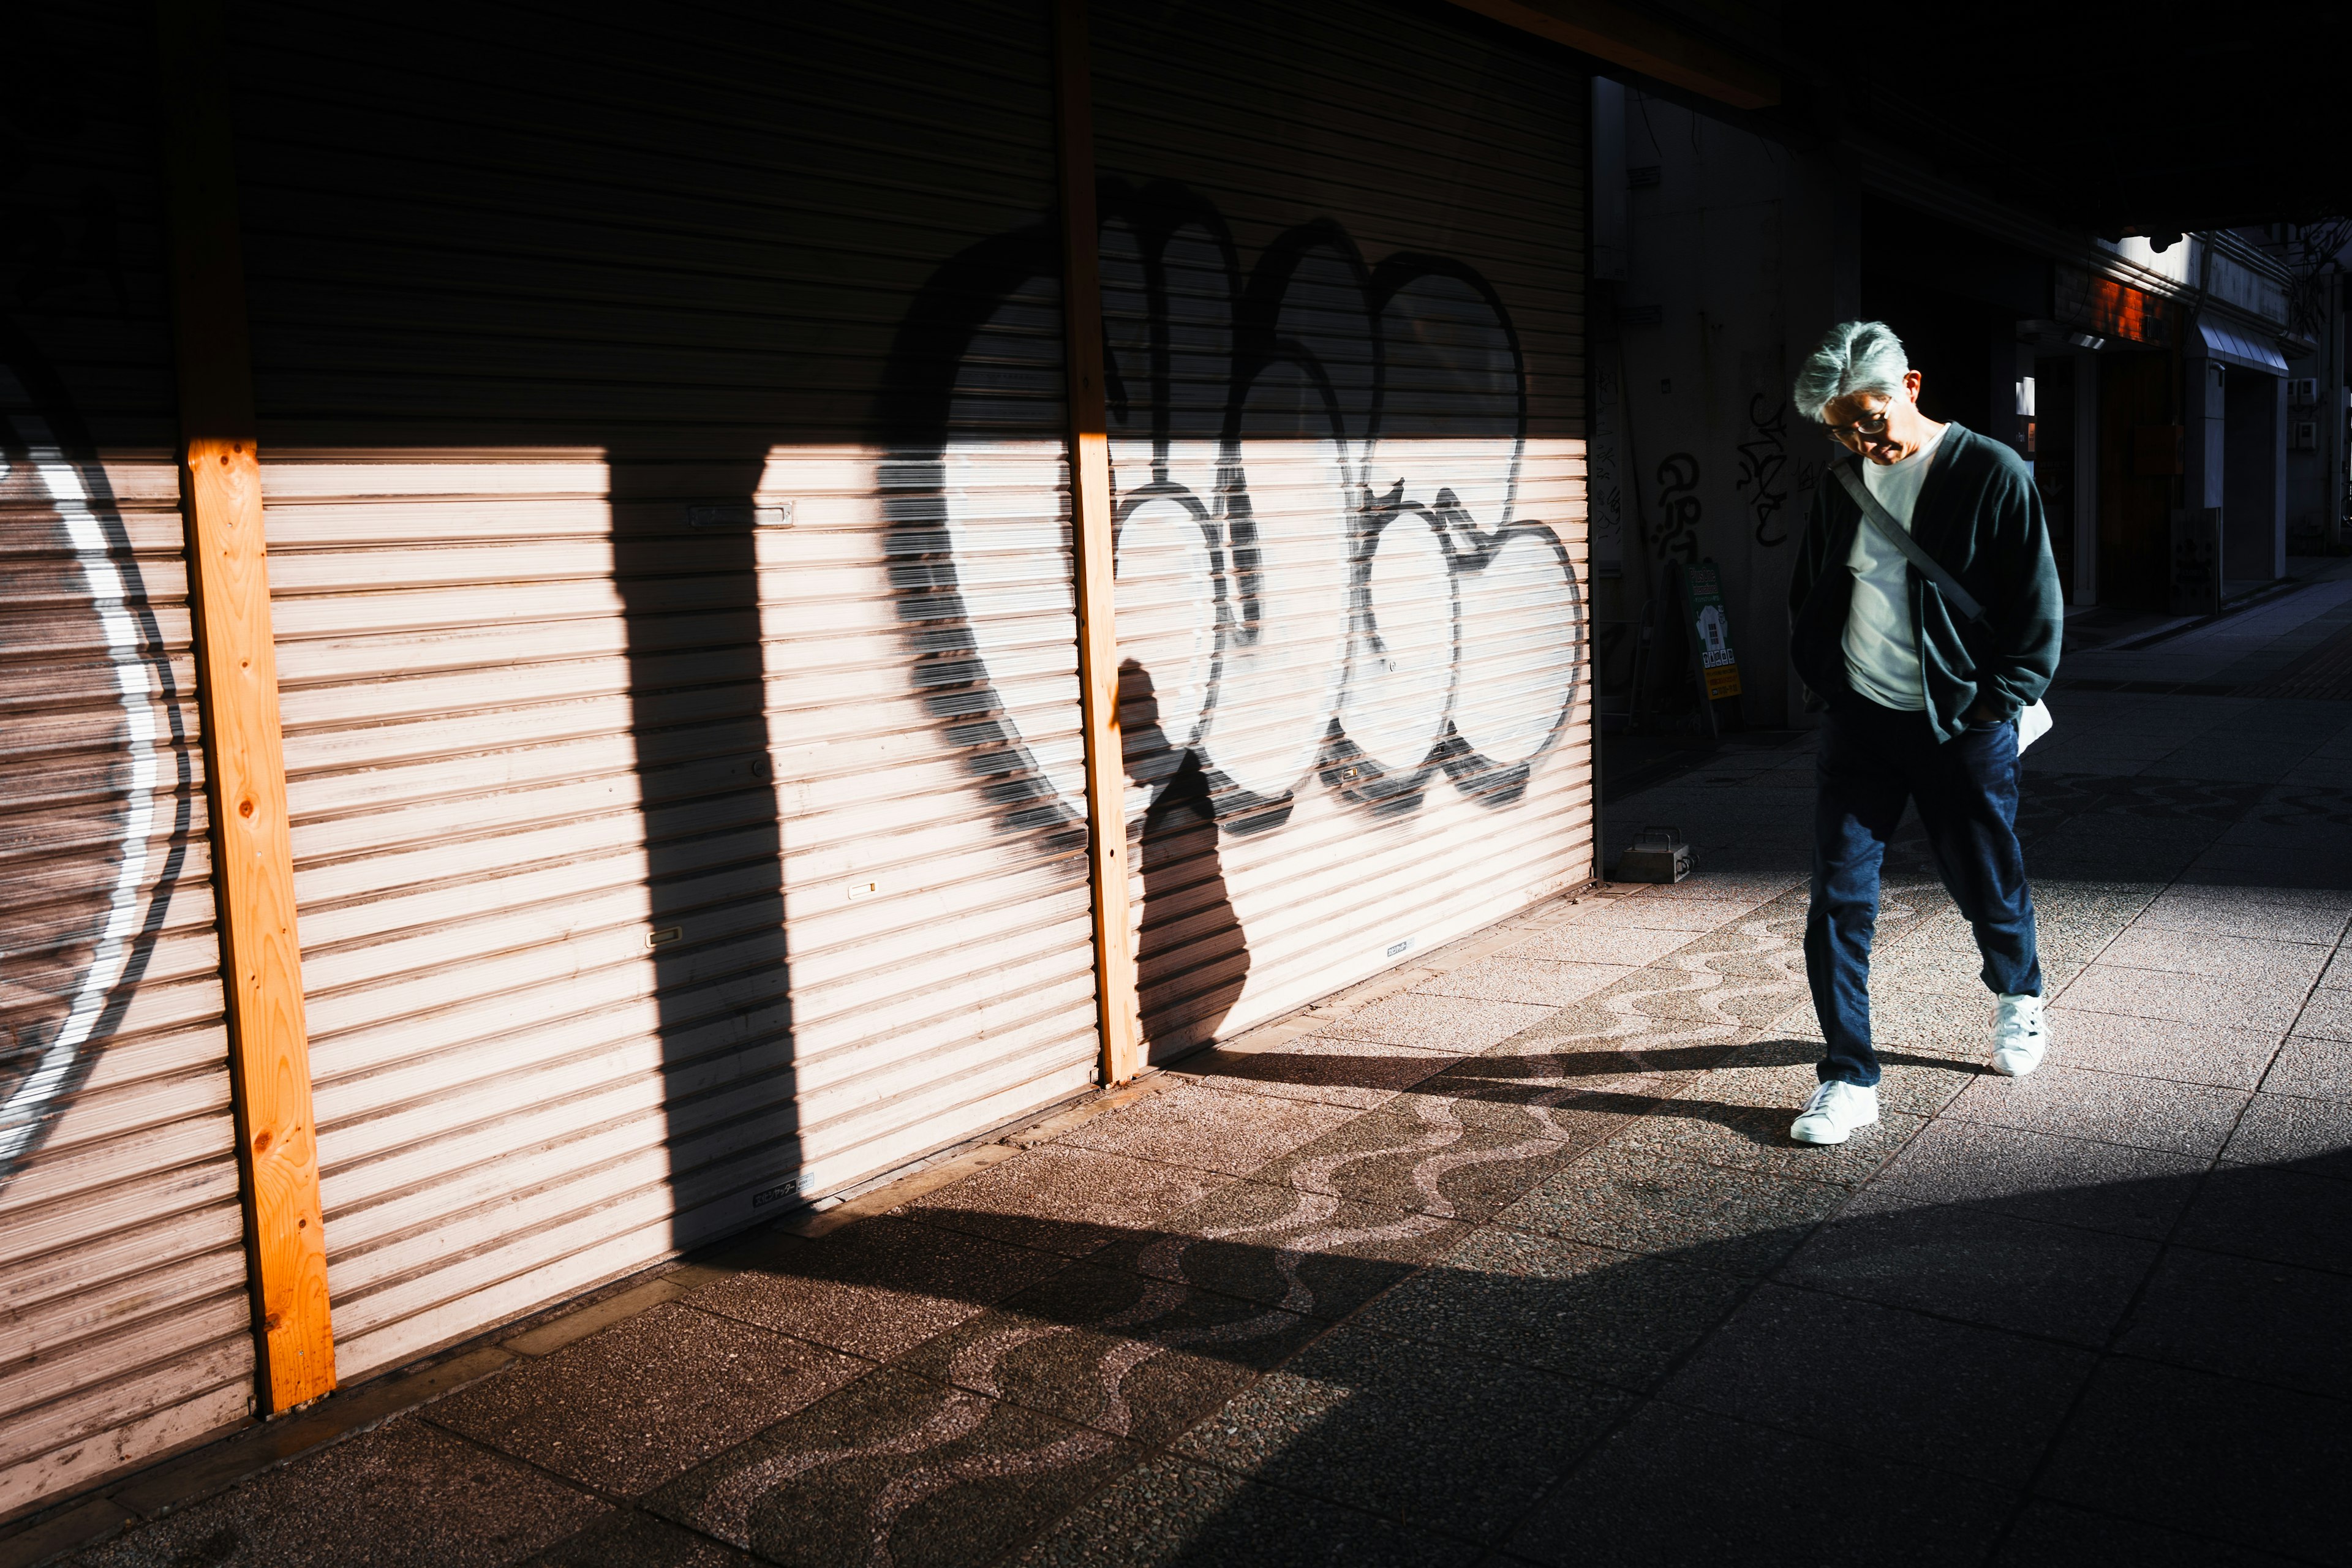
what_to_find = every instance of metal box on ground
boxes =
[1615,826,1692,883]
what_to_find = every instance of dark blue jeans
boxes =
[1806,693,2041,1087]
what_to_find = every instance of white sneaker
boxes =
[1992,993,2048,1077]
[1790,1080,1879,1145]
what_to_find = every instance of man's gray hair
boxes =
[1792,320,1910,423]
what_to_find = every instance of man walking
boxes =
[1783,320,2063,1145]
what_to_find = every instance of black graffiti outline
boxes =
[1736,394,1793,547]
[877,181,1583,843]
[1653,451,1702,565]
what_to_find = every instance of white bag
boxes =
[2017,698,2053,753]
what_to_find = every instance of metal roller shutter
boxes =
[1088,0,1593,1057]
[227,0,1099,1380]
[1,9,255,1507]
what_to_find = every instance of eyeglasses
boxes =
[1819,409,1891,448]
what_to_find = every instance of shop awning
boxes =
[2196,315,2291,375]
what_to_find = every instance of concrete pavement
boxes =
[18,575,2352,1568]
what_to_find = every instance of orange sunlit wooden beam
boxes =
[1052,0,1145,1087]
[1449,0,1780,110]
[156,0,336,1410]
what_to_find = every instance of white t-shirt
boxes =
[1842,423,1949,711]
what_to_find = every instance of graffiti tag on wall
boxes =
[883,181,1585,838]
[1651,451,1702,565]
[1735,395,1793,548]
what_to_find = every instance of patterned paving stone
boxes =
[1784,1189,2160,1346]
[1494,1145,1849,1276]
[1049,1083,1358,1179]
[430,1302,867,1496]
[688,1215,1071,1361]
[904,1147,1234,1259]
[2117,1246,2352,1399]
[2057,965,2308,1033]
[2047,1008,2286,1091]
[1409,954,1640,1006]
[1506,1400,2011,1567]
[1354,1224,1748,1391]
[2220,1091,2352,1177]
[1659,1283,2095,1487]
[646,1369,1136,1568]
[1182,1035,1458,1112]
[522,1512,758,1567]
[1870,1118,2204,1240]
[2036,1359,2352,1564]
[1947,1064,2250,1158]
[1011,1452,1475,1567]
[893,1262,1323,1446]
[1091,1178,1466,1324]
[1170,1325,1629,1545]
[1311,991,1555,1053]
[1241,1091,1600,1223]
[2259,1033,2352,1100]
[76,1420,606,1568]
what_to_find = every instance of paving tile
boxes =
[76,1419,606,1568]
[1410,955,1640,1006]
[2094,927,2334,987]
[1659,1282,2094,1486]
[903,1147,1234,1259]
[2135,884,2352,944]
[2055,965,2307,1033]
[1049,1084,1357,1179]
[1095,1179,1467,1323]
[1494,1146,1849,1276]
[1506,1400,2011,1567]
[2117,1246,2352,1399]
[2296,988,2352,1042]
[1170,1324,1629,1545]
[1613,1091,1928,1188]
[2323,946,2352,989]
[1990,1501,2304,1567]
[1947,1064,2249,1158]
[521,1512,758,1567]
[2036,1358,2352,1564]
[1353,1225,1748,1391]
[2045,1008,2284,1091]
[1010,1451,1476,1567]
[1870,1119,2203,1240]
[646,1368,1136,1568]
[1243,1092,1596,1223]
[1607,896,1784,932]
[1313,991,1555,1053]
[1181,1035,1457,1112]
[2176,1161,2352,1274]
[2222,1091,2352,1178]
[892,1261,1322,1447]
[429,1303,866,1498]
[687,1215,1070,1361]
[1513,923,1700,966]
[2262,1033,2352,1100]
[1782,1190,2159,1345]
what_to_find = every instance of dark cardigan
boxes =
[1786,422,2064,742]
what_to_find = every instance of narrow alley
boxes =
[28,567,2348,1567]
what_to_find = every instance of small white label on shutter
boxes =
[686,501,793,528]
[1384,937,1415,960]
[847,880,880,901]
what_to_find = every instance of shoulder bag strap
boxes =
[1830,457,1986,625]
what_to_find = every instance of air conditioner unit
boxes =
[2291,420,2318,450]
[2290,377,2319,405]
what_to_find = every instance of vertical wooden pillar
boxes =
[1052,0,1144,1086]
[156,0,336,1409]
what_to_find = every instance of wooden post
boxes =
[156,0,336,1410]
[1052,0,1143,1087]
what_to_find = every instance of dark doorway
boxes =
[2098,349,2179,609]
